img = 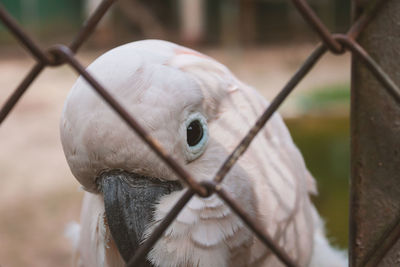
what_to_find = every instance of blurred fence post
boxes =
[179,0,205,44]
[220,0,240,46]
[350,0,400,266]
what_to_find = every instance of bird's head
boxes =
[60,40,254,263]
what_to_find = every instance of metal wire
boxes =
[0,0,398,266]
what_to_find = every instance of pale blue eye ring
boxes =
[184,113,208,161]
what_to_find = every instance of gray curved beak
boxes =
[98,170,182,264]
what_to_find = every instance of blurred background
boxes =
[0,0,350,265]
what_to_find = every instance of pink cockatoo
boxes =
[60,40,346,267]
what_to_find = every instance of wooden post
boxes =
[350,1,400,266]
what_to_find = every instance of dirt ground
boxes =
[0,44,350,266]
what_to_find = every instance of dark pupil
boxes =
[187,120,203,147]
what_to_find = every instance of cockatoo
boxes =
[60,40,346,267]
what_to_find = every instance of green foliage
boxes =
[286,115,350,249]
[0,0,83,40]
[298,83,350,113]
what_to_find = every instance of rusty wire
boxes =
[0,0,398,266]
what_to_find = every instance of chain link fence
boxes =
[1,0,399,266]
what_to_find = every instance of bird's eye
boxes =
[183,113,208,161]
[187,120,203,146]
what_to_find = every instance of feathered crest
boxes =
[168,49,239,120]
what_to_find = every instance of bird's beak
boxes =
[98,170,182,263]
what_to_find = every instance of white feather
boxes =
[65,221,81,250]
